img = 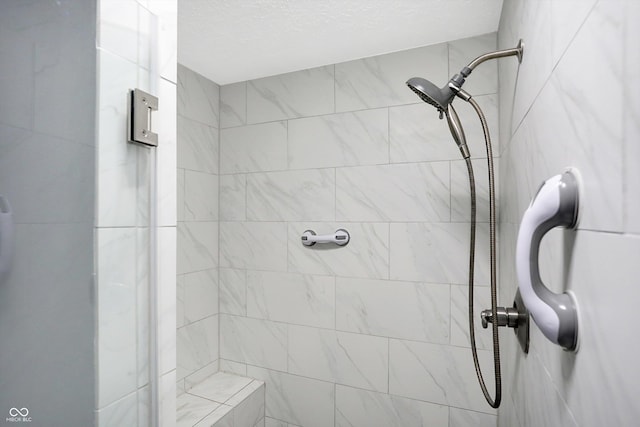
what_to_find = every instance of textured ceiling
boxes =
[178,0,504,85]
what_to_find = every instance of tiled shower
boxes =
[1,0,639,426]
[177,32,501,426]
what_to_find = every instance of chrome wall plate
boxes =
[128,88,159,147]
[513,289,530,354]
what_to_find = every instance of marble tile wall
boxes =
[218,34,500,426]
[177,64,221,392]
[497,1,640,426]
[95,0,177,425]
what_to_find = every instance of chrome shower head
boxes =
[406,77,469,159]
[406,77,456,113]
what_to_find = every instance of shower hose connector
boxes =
[480,307,519,329]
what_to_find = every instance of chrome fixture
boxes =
[128,88,159,147]
[301,229,350,246]
[406,40,525,409]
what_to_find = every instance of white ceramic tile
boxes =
[194,404,234,427]
[99,0,138,63]
[188,372,253,404]
[219,359,248,377]
[177,115,219,174]
[450,284,493,351]
[510,350,579,427]
[498,394,522,427]
[287,108,389,170]
[177,221,218,274]
[388,102,458,162]
[0,28,33,130]
[137,2,152,70]
[288,222,389,279]
[221,82,247,128]
[160,370,177,427]
[451,158,497,223]
[177,274,186,328]
[184,361,220,391]
[96,50,138,227]
[156,78,178,227]
[185,170,218,221]
[264,418,288,427]
[335,43,448,112]
[138,386,150,427]
[227,379,264,405]
[219,222,287,271]
[177,315,219,380]
[504,34,623,231]
[336,162,450,222]
[220,174,247,221]
[626,0,640,234]
[0,129,94,224]
[219,268,247,316]
[389,339,496,414]
[335,385,449,427]
[220,121,287,174]
[229,381,265,427]
[184,269,218,324]
[550,0,598,66]
[97,228,138,408]
[247,169,335,221]
[390,222,490,285]
[335,277,449,343]
[450,407,497,427]
[34,20,94,145]
[247,271,334,329]
[288,325,388,392]
[530,232,640,427]
[247,66,334,124]
[389,94,499,163]
[177,168,185,222]
[543,2,623,232]
[177,393,220,427]
[246,366,334,427]
[97,391,138,427]
[220,315,287,371]
[448,33,498,96]
[178,64,219,127]
[510,0,553,131]
[152,1,177,83]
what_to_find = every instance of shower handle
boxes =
[516,169,580,352]
[301,229,350,246]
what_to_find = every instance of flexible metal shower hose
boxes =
[465,97,501,408]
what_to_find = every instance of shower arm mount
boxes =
[465,39,524,73]
[448,39,524,98]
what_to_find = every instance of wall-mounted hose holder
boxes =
[516,169,581,352]
[480,289,530,354]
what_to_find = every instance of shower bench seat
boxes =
[177,371,265,427]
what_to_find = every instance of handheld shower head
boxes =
[406,77,469,159]
[406,77,455,113]
[444,104,469,159]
